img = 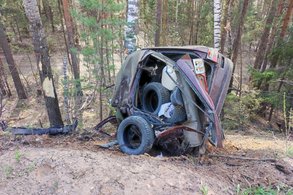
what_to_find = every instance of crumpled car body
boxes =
[111,46,233,155]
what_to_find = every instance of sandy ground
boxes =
[0,131,292,195]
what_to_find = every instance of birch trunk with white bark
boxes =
[23,0,63,127]
[125,0,139,54]
[214,0,221,49]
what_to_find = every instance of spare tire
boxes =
[117,116,155,155]
[142,82,170,115]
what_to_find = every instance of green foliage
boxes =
[72,0,124,74]
[249,67,277,84]
[196,1,214,46]
[241,186,293,195]
[242,186,277,195]
[3,165,13,178]
[223,91,264,130]
[286,146,293,158]
[14,150,21,163]
[200,184,209,195]
[243,5,265,44]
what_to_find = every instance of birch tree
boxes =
[214,0,221,49]
[125,0,139,54]
[23,0,63,127]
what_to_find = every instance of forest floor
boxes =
[0,127,292,195]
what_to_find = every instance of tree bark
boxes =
[61,0,83,118]
[0,23,27,99]
[226,0,234,58]
[0,58,11,96]
[253,0,278,70]
[220,0,232,53]
[188,0,196,45]
[231,0,249,64]
[125,0,139,54]
[229,0,249,91]
[43,0,55,32]
[270,0,293,68]
[214,0,221,49]
[161,0,168,45]
[194,0,204,45]
[23,0,63,127]
[155,0,162,46]
[260,0,284,72]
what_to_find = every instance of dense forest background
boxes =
[0,0,292,132]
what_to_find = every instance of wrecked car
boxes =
[111,46,233,155]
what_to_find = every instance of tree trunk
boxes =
[61,0,83,119]
[188,0,196,45]
[229,0,249,91]
[231,0,249,64]
[260,0,284,72]
[23,0,63,127]
[155,0,162,46]
[226,0,234,58]
[220,0,232,53]
[125,0,139,54]
[194,0,204,45]
[43,0,55,32]
[253,0,278,71]
[0,23,27,99]
[161,0,168,45]
[0,58,12,97]
[14,15,23,42]
[214,0,221,49]
[270,0,293,68]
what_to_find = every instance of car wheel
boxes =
[142,82,170,115]
[117,116,155,155]
[164,105,187,124]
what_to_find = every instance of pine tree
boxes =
[61,0,83,119]
[0,22,27,99]
[253,0,278,71]
[155,0,162,46]
[229,0,249,91]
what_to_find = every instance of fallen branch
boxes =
[208,154,276,162]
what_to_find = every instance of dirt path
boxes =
[0,131,292,195]
[0,147,231,195]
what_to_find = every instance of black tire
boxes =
[117,116,155,155]
[164,105,187,124]
[142,82,170,115]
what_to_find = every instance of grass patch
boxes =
[3,166,14,178]
[200,184,209,195]
[286,146,293,158]
[15,150,22,163]
[240,186,292,195]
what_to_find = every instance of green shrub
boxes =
[223,90,264,130]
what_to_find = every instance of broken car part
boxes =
[110,46,233,155]
[2,120,78,135]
